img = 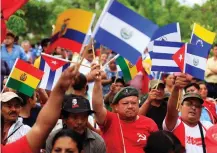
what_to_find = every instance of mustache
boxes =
[9,112,18,115]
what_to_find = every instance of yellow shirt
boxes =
[205,57,217,83]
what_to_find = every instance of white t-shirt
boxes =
[163,119,213,153]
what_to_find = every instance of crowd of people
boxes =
[1,31,217,153]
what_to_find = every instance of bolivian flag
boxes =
[116,56,140,83]
[6,59,44,96]
[190,23,216,52]
[47,9,95,54]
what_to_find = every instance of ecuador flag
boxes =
[116,56,140,83]
[47,9,95,54]
[6,59,44,96]
[190,23,216,52]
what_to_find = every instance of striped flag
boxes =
[173,43,209,80]
[148,22,181,52]
[116,56,140,82]
[190,23,216,52]
[92,0,158,64]
[151,41,184,72]
[6,59,44,96]
[39,53,70,91]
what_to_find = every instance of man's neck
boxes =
[151,100,162,107]
[74,90,85,97]
[120,115,139,123]
[4,120,14,130]
[165,85,173,93]
[213,56,217,61]
[20,104,31,118]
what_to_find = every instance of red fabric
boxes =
[1,136,32,153]
[46,38,82,54]
[141,71,150,94]
[1,19,7,43]
[99,111,158,153]
[172,44,185,72]
[2,0,29,20]
[173,121,186,147]
[203,100,217,124]
[205,124,217,153]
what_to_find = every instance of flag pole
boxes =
[103,54,120,70]
[99,45,103,68]
[91,39,96,61]
[155,71,162,89]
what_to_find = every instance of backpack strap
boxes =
[198,122,206,153]
[3,124,23,144]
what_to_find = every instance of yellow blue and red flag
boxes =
[47,9,95,54]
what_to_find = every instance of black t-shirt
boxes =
[22,105,41,127]
[146,101,167,130]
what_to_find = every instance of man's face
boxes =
[115,96,139,121]
[213,46,217,57]
[199,84,208,99]
[22,43,31,52]
[101,54,108,64]
[1,99,21,122]
[155,85,165,100]
[84,49,94,62]
[181,98,202,124]
[64,112,88,134]
[186,86,199,94]
[108,60,117,70]
[4,36,14,46]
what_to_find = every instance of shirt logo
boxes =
[137,133,147,142]
[20,73,27,81]
[120,28,133,40]
[72,99,79,108]
[186,136,202,146]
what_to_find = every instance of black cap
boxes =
[181,92,204,105]
[112,86,139,104]
[63,94,94,114]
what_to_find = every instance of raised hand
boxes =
[147,89,159,102]
[174,73,191,89]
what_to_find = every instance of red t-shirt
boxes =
[1,136,32,153]
[99,111,158,153]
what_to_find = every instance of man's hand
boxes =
[55,64,78,93]
[174,73,191,89]
[146,89,159,102]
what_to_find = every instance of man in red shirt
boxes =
[1,65,78,153]
[92,65,158,153]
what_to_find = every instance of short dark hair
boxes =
[52,129,83,152]
[17,92,34,107]
[184,83,200,92]
[144,131,185,153]
[213,44,217,48]
[40,38,50,48]
[6,32,15,38]
[197,81,206,87]
[72,73,87,91]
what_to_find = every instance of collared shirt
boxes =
[205,57,217,83]
[5,118,31,144]
[1,44,28,70]
[46,128,106,153]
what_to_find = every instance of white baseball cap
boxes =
[0,92,23,104]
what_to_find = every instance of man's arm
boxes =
[26,65,77,153]
[138,89,159,115]
[165,73,190,131]
[92,65,107,125]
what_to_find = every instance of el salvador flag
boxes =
[185,44,208,80]
[151,41,184,72]
[148,22,181,52]
[92,0,158,64]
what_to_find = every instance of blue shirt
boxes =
[1,44,27,70]
[200,105,217,123]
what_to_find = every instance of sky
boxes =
[178,0,207,6]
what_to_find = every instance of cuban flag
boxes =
[92,0,158,64]
[151,41,184,72]
[148,22,181,52]
[39,53,70,90]
[172,43,209,80]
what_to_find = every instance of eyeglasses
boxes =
[183,101,202,109]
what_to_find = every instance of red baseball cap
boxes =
[205,124,217,153]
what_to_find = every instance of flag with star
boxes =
[38,53,70,90]
[173,43,209,80]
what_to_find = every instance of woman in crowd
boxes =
[163,74,175,95]
[51,129,83,153]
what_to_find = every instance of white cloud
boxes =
[178,0,207,6]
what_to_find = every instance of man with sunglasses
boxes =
[163,73,213,153]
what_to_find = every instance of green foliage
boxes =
[7,0,217,44]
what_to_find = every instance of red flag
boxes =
[2,0,28,20]
[172,44,186,72]
[41,54,69,71]
[1,20,7,43]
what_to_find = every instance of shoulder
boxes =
[138,115,157,125]
[201,121,213,130]
[88,129,104,142]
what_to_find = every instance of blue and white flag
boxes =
[39,54,70,91]
[173,43,208,80]
[151,41,184,72]
[92,0,158,64]
[148,22,181,52]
